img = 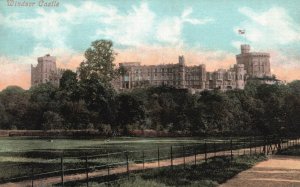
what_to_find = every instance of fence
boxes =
[1,136,299,186]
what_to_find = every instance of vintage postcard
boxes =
[0,0,300,186]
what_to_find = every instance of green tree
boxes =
[26,83,60,129]
[116,94,145,132]
[255,84,290,136]
[42,111,64,130]
[59,69,79,101]
[0,86,29,129]
[78,40,117,84]
[78,74,116,126]
[288,80,300,97]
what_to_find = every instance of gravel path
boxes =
[220,155,300,187]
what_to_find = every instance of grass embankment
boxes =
[277,145,300,156]
[64,154,266,187]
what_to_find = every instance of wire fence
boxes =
[1,136,299,186]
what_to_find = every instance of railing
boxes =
[0,136,299,186]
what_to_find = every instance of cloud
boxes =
[96,4,213,47]
[96,3,156,46]
[231,7,300,82]
[155,7,213,46]
[0,56,31,90]
[234,7,300,49]
[0,1,119,49]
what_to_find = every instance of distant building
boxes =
[115,44,276,92]
[31,54,64,87]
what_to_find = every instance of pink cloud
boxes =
[0,63,31,90]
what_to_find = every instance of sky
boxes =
[0,0,300,90]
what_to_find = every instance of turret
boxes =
[178,55,186,88]
[241,44,250,54]
[179,55,185,66]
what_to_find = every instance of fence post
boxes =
[230,138,233,161]
[142,150,145,171]
[249,137,252,155]
[244,139,246,155]
[85,155,89,187]
[31,165,34,187]
[214,142,216,157]
[293,137,295,147]
[107,153,110,176]
[183,145,186,169]
[126,151,129,179]
[158,146,160,167]
[264,137,266,155]
[194,146,197,166]
[61,154,64,187]
[170,146,173,169]
[224,140,226,156]
[237,140,239,156]
[254,137,257,154]
[204,140,207,163]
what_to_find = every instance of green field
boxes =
[0,136,257,183]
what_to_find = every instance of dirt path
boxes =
[220,155,300,187]
[1,140,297,187]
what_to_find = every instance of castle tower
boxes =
[31,54,62,87]
[235,64,245,89]
[178,55,186,88]
[236,44,271,78]
[179,55,185,66]
[241,44,250,54]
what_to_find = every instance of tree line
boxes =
[0,40,300,137]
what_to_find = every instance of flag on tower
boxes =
[238,29,245,34]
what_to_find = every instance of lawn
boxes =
[0,136,261,183]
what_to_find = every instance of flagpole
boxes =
[238,29,246,45]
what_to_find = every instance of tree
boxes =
[26,83,60,129]
[78,73,116,126]
[255,84,290,136]
[78,40,117,84]
[60,70,78,91]
[42,111,64,130]
[59,70,79,101]
[76,40,119,128]
[0,86,29,129]
[288,80,300,97]
[116,94,145,132]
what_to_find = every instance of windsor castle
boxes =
[31,44,278,91]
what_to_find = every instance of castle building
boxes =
[236,44,271,78]
[31,54,64,87]
[116,44,272,92]
[116,55,246,92]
